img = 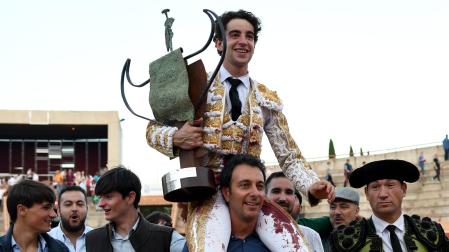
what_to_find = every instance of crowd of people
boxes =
[1,154,448,252]
[1,8,448,252]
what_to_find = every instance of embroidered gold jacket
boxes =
[146,74,319,198]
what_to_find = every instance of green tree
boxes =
[329,139,336,159]
[349,145,354,157]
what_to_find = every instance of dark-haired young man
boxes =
[0,180,69,252]
[49,185,92,252]
[147,9,334,251]
[85,166,185,252]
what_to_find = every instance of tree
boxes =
[349,145,354,157]
[329,139,336,159]
[360,147,364,156]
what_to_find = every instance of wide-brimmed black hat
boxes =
[349,159,420,188]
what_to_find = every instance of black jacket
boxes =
[0,225,69,252]
[86,217,173,252]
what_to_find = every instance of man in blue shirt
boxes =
[0,180,69,252]
[49,186,93,252]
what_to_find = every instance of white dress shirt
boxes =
[300,225,324,252]
[48,223,93,252]
[219,67,251,116]
[371,213,406,252]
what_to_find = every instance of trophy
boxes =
[120,9,226,202]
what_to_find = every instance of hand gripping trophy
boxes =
[121,9,226,202]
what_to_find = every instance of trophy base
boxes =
[162,167,216,202]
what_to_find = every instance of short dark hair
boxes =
[220,154,266,188]
[58,185,88,207]
[95,166,141,208]
[265,171,302,204]
[7,180,55,223]
[265,171,286,192]
[146,211,172,227]
[214,10,262,55]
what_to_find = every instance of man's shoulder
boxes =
[41,233,70,252]
[86,224,109,240]
[299,225,322,242]
[0,234,7,245]
[253,82,283,111]
[142,219,173,232]
[404,214,449,250]
[47,225,61,237]
[330,218,375,252]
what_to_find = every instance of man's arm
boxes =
[146,120,203,158]
[264,109,334,205]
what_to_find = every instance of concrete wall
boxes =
[309,144,443,177]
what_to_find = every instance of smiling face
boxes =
[59,190,87,233]
[19,201,56,233]
[215,18,255,75]
[222,164,265,225]
[266,177,296,214]
[98,191,135,223]
[365,179,406,223]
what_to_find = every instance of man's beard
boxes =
[61,215,86,233]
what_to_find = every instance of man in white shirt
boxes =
[330,159,449,252]
[266,171,324,252]
[49,186,92,252]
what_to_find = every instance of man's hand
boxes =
[308,180,335,204]
[173,119,203,150]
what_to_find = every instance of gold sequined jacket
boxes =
[146,74,319,198]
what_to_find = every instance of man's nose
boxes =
[379,186,389,197]
[98,198,106,207]
[333,207,342,214]
[50,209,57,218]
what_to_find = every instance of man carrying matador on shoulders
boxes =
[146,9,335,251]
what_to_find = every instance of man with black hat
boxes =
[331,159,449,252]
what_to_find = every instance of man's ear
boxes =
[215,39,223,54]
[127,191,136,205]
[221,186,230,203]
[17,204,27,218]
[401,183,407,196]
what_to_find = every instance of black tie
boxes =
[227,78,242,121]
[386,225,403,252]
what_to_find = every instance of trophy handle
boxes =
[184,9,227,113]
[120,59,153,121]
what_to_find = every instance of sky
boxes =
[1,0,448,194]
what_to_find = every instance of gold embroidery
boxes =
[203,134,220,145]
[222,127,244,137]
[210,88,224,96]
[251,115,263,127]
[203,117,221,129]
[248,144,261,157]
[257,83,282,108]
[222,114,231,124]
[239,115,250,126]
[206,102,223,112]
